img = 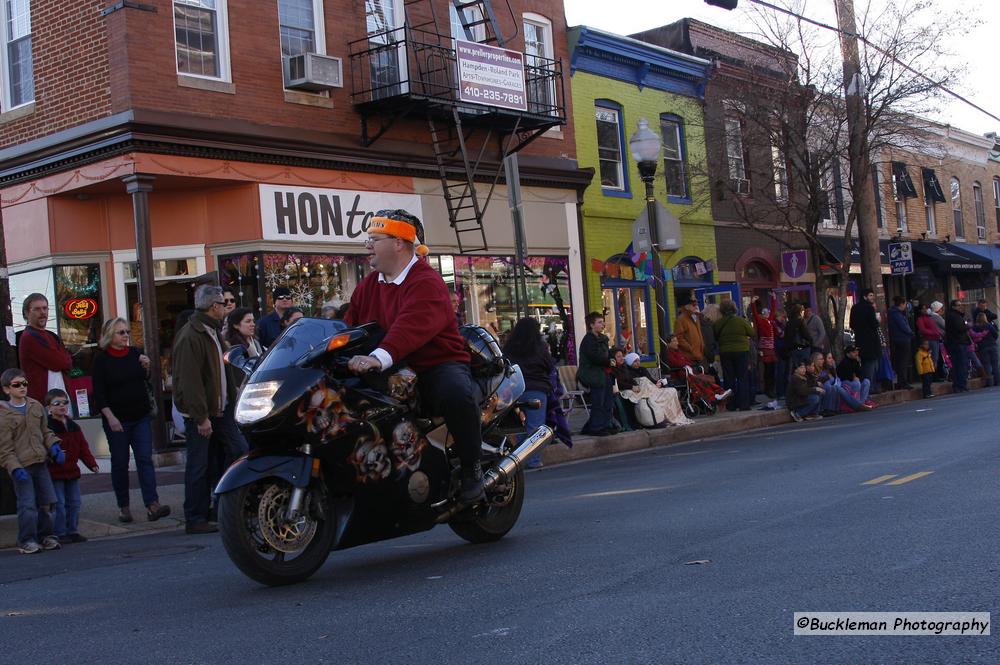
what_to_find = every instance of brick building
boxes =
[0,0,591,447]
[632,19,817,314]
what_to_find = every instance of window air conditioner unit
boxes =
[283,53,343,92]
[978,226,986,240]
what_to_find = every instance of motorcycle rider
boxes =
[345,209,484,502]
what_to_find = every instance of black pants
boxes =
[720,351,751,410]
[418,362,482,470]
[890,340,911,386]
[921,372,933,397]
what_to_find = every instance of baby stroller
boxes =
[664,363,718,418]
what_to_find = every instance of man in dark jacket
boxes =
[945,299,971,393]
[173,285,245,534]
[887,296,914,390]
[849,288,882,389]
[974,299,997,323]
[577,312,614,436]
[256,286,293,348]
[836,345,872,404]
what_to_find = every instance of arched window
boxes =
[951,177,964,239]
[742,260,775,283]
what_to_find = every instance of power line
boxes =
[747,0,1000,125]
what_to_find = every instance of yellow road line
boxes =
[862,474,898,485]
[885,471,934,485]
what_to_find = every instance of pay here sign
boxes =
[456,39,528,111]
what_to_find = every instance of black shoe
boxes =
[68,533,88,543]
[459,466,485,503]
[185,521,219,535]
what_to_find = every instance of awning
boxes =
[921,167,947,203]
[951,242,1000,272]
[891,162,919,198]
[910,241,990,273]
[817,236,890,266]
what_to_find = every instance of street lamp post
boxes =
[629,118,671,372]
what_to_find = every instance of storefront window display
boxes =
[601,281,652,358]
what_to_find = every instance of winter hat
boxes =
[930,300,944,312]
[624,352,641,366]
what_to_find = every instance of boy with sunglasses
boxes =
[45,389,100,544]
[0,369,64,553]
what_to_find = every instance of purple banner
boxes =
[781,249,808,279]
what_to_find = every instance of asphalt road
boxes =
[1,391,998,664]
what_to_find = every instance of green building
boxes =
[569,27,715,360]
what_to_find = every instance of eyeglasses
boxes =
[213,301,226,307]
[115,330,129,336]
[275,295,292,301]
[49,400,69,406]
[363,236,394,249]
[8,381,27,388]
[223,298,236,304]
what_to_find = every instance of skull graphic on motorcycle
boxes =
[298,381,355,441]
[391,420,427,474]
[352,427,392,482]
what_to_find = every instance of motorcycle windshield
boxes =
[255,318,350,370]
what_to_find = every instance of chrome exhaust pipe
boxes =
[482,425,553,492]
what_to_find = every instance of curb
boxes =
[538,377,984,467]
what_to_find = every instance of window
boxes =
[921,167,945,237]
[973,182,986,240]
[660,115,688,200]
[1,0,33,109]
[994,178,1000,233]
[771,141,788,202]
[174,0,231,81]
[365,0,405,98]
[724,115,749,194]
[451,3,485,42]
[278,0,325,58]
[523,15,555,115]
[891,168,907,233]
[601,284,652,357]
[595,103,626,193]
[951,177,964,239]
[819,165,841,229]
[924,196,936,237]
[871,163,884,228]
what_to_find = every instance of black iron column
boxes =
[122,174,168,451]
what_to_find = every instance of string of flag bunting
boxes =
[591,243,716,283]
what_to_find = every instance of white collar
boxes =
[378,254,419,285]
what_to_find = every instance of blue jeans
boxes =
[720,351,751,410]
[774,358,787,398]
[843,378,871,404]
[13,463,56,546]
[185,411,250,524]
[928,340,942,374]
[582,377,613,434]
[947,343,969,391]
[979,346,1000,386]
[861,358,879,390]
[821,379,840,412]
[51,478,82,536]
[793,393,821,418]
[104,415,158,508]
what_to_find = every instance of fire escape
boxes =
[349,0,566,253]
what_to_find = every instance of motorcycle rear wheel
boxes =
[218,479,335,586]
[449,466,525,544]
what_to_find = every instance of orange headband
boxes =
[368,216,430,256]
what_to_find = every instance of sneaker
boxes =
[715,389,733,402]
[146,502,171,522]
[41,535,61,550]
[18,541,41,555]
[68,533,88,543]
[459,466,485,503]
[789,410,803,422]
[118,507,133,524]
[804,414,823,421]
[185,521,219,535]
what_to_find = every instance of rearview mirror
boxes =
[223,346,256,377]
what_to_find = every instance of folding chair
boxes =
[557,364,589,416]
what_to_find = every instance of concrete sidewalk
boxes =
[0,377,983,549]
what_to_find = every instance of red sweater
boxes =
[46,416,98,480]
[346,259,470,372]
[18,327,72,403]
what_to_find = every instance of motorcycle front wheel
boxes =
[218,479,335,586]
[449,466,525,544]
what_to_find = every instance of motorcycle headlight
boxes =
[235,380,282,425]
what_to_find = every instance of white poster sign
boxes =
[456,39,528,111]
[259,185,423,243]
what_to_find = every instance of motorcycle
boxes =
[216,317,552,586]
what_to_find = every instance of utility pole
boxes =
[834,0,883,311]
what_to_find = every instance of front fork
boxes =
[286,444,319,521]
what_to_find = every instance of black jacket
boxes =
[849,300,881,361]
[836,357,864,382]
[945,308,971,346]
[783,316,812,354]
[504,345,555,395]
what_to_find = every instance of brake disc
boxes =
[256,483,318,554]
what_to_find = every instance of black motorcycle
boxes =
[216,318,552,586]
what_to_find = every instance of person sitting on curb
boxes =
[836,345,872,408]
[819,352,872,414]
[787,360,823,422]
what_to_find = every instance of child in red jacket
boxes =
[45,389,99,544]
